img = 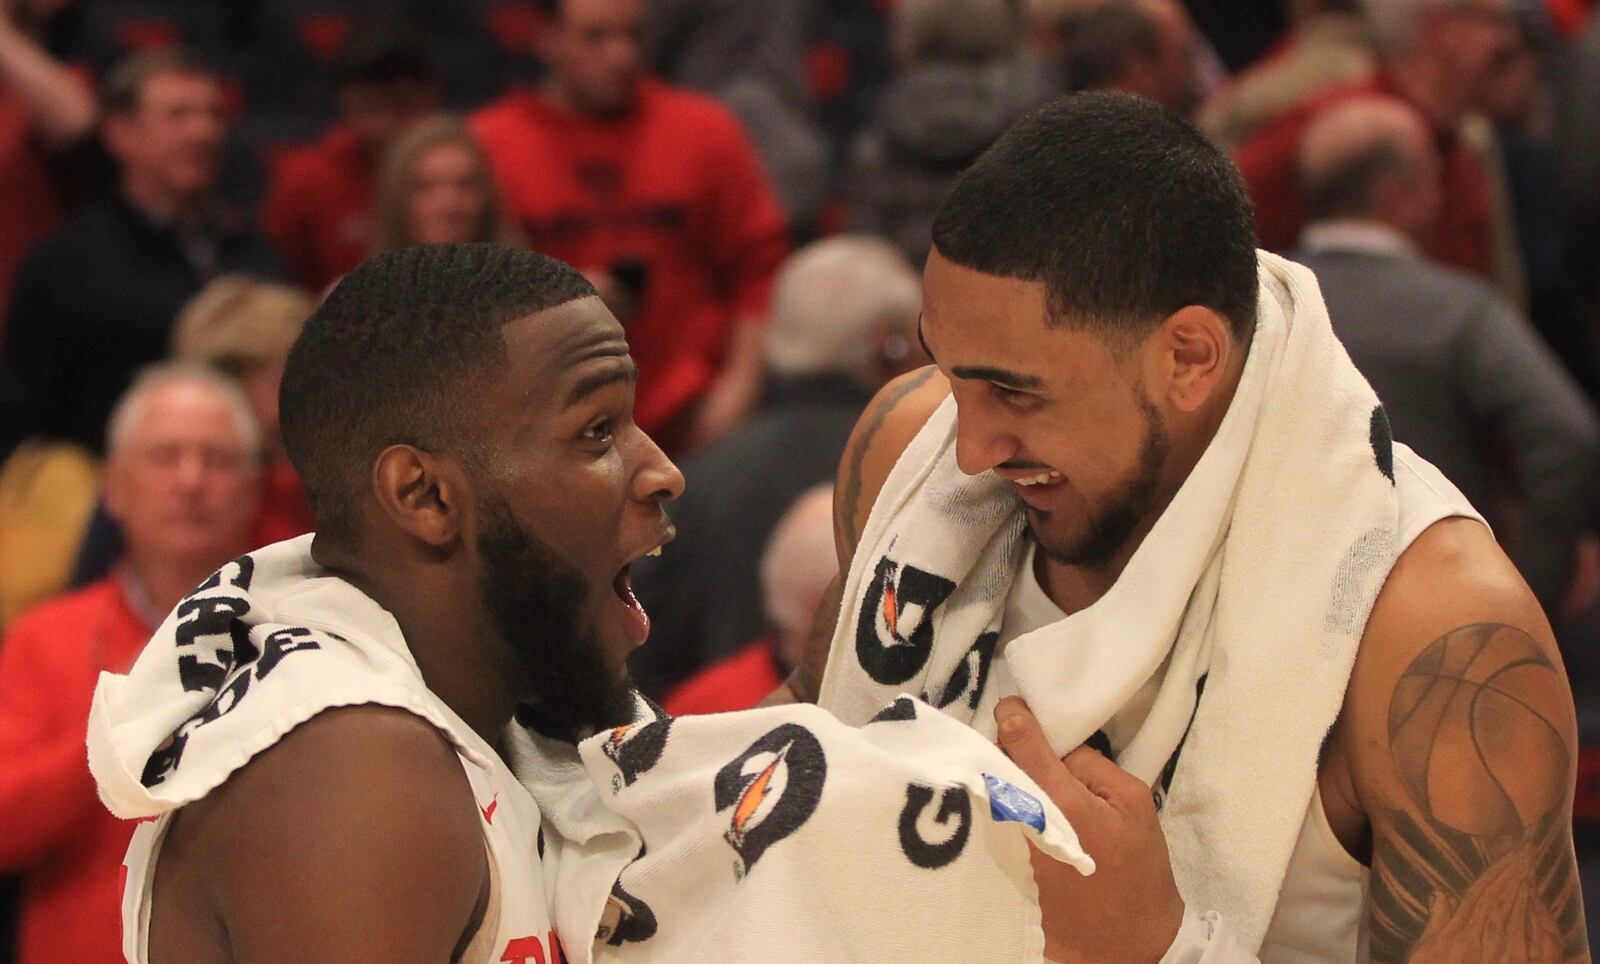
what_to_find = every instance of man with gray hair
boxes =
[1294,97,1600,618]
[0,49,279,464]
[630,235,924,696]
[843,0,1050,265]
[1238,0,1522,293]
[0,363,260,964]
[663,484,837,714]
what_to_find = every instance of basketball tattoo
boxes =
[1370,623,1586,962]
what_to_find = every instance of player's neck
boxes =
[316,540,517,747]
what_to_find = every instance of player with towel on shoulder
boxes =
[775,92,1586,962]
[88,244,1094,964]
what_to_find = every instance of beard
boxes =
[475,496,637,743]
[1034,394,1170,570]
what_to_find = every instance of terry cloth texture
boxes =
[508,693,1092,963]
[86,536,558,964]
[818,251,1402,950]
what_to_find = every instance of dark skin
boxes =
[147,297,683,962]
[778,250,1585,962]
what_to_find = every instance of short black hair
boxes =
[279,244,597,544]
[930,92,1259,345]
[332,18,437,91]
[102,48,216,115]
[1062,0,1159,91]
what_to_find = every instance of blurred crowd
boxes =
[2,0,1599,960]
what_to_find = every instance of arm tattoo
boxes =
[835,367,937,554]
[1369,623,1586,962]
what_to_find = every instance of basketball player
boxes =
[780,94,1586,961]
[92,245,679,961]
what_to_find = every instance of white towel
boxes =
[85,538,1095,963]
[87,537,499,819]
[817,251,1401,950]
[510,694,1094,963]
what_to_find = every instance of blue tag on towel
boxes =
[982,773,1046,832]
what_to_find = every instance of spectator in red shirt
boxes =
[372,114,521,253]
[664,484,835,715]
[471,0,790,453]
[262,24,439,291]
[0,362,260,964]
[1235,0,1521,286]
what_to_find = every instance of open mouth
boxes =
[609,537,670,646]
[1009,471,1067,511]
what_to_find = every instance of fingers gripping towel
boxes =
[509,695,1093,963]
[817,252,1402,950]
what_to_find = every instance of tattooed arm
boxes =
[1343,517,1588,962]
[766,366,950,704]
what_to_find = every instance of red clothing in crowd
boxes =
[470,81,790,443]
[0,577,149,964]
[1235,72,1495,280]
[250,457,316,548]
[662,639,785,716]
[262,125,376,291]
[0,85,67,339]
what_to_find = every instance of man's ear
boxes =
[370,444,468,547]
[1149,305,1232,414]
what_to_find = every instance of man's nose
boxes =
[635,432,685,503]
[953,399,1017,477]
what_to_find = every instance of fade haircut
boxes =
[930,92,1259,347]
[279,244,596,544]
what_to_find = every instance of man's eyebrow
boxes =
[949,365,1045,390]
[564,358,637,407]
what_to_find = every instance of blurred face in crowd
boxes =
[541,0,647,116]
[1427,0,1518,110]
[339,78,437,156]
[1141,0,1198,115]
[105,69,227,207]
[105,380,261,576]
[405,140,492,246]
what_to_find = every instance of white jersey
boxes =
[997,444,1486,962]
[87,536,562,964]
[118,706,562,964]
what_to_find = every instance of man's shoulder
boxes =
[1342,516,1562,752]
[638,80,751,147]
[153,704,488,958]
[1362,517,1546,671]
[834,367,951,561]
[1300,249,1500,326]
[270,126,361,184]
[468,90,548,144]
[21,199,124,265]
[3,577,125,645]
[1239,74,1385,153]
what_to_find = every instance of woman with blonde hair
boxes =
[372,114,520,252]
[172,276,317,547]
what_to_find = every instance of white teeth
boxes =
[1015,472,1063,486]
[645,546,663,557]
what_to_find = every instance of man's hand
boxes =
[996,696,1184,964]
